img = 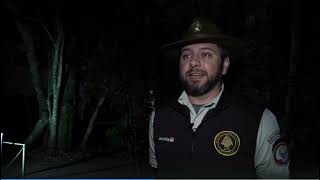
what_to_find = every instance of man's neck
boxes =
[188,82,223,105]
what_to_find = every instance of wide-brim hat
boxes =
[160,17,245,55]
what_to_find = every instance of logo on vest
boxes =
[159,137,175,143]
[214,131,240,156]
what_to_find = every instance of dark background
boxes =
[0,0,318,178]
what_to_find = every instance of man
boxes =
[148,17,290,178]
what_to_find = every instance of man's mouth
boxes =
[188,72,206,80]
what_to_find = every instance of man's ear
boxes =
[222,57,230,75]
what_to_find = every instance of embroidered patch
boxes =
[267,129,280,144]
[214,131,240,156]
[273,138,289,165]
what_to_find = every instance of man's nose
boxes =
[190,56,201,67]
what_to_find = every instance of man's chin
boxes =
[186,85,206,96]
[187,80,204,87]
[186,89,205,97]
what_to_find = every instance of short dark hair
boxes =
[218,45,230,60]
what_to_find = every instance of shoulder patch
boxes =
[272,137,289,166]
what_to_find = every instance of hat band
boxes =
[183,33,222,40]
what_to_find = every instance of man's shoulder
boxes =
[155,93,180,109]
[222,89,266,114]
[233,93,264,107]
[154,93,190,119]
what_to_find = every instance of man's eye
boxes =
[181,54,191,59]
[201,52,212,58]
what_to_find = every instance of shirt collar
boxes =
[178,83,225,110]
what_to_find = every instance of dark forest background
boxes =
[0,0,318,178]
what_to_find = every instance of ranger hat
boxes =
[160,17,243,53]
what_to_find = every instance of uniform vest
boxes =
[154,90,264,178]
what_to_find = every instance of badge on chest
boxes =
[213,131,240,156]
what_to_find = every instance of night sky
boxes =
[0,0,318,178]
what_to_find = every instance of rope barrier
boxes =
[1,132,25,177]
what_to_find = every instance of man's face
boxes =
[179,43,230,97]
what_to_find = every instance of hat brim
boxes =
[160,34,244,53]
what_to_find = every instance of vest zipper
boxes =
[191,131,196,152]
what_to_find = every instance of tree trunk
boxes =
[58,68,76,151]
[48,22,64,149]
[80,93,106,150]
[24,110,49,145]
[14,21,49,145]
[128,95,140,176]
[283,0,298,131]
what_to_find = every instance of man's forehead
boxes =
[181,43,219,51]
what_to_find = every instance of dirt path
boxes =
[1,150,153,178]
